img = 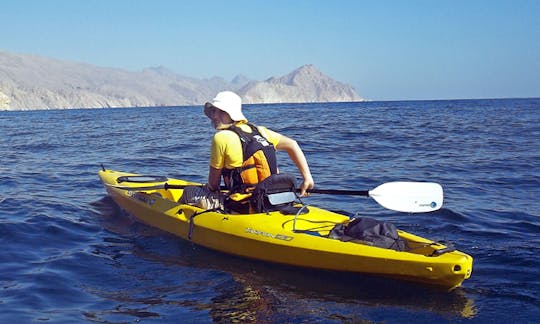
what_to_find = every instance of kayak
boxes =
[98,168,473,289]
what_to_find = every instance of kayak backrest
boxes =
[251,173,299,213]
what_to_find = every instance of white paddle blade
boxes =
[368,182,443,213]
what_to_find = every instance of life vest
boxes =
[223,123,278,194]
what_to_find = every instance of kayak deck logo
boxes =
[245,227,293,241]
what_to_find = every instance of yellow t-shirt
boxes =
[210,122,282,170]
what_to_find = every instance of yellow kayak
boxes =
[99,168,473,289]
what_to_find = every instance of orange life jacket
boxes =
[223,123,278,194]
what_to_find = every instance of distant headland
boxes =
[0,50,364,110]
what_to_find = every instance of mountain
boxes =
[239,65,363,104]
[0,50,364,110]
[0,51,226,110]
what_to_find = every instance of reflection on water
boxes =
[209,276,279,323]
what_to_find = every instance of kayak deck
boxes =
[99,169,473,289]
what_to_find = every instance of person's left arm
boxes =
[207,166,222,191]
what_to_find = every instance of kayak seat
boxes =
[250,173,308,215]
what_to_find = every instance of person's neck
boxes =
[214,122,234,130]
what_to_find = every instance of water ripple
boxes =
[1,99,539,322]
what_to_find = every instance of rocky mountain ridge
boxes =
[0,50,364,110]
[241,64,362,104]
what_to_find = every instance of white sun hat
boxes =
[204,91,247,122]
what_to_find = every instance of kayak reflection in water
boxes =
[179,91,314,212]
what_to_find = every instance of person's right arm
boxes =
[275,135,314,196]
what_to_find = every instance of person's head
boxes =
[204,91,246,129]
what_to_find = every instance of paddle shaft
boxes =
[108,182,225,191]
[164,185,369,196]
[163,183,228,190]
[307,188,369,196]
[111,183,367,195]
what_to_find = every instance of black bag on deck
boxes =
[330,217,407,251]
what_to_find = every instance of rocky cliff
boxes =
[0,50,364,110]
[239,65,363,103]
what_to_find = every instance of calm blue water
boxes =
[1,98,539,322]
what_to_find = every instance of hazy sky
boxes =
[1,0,539,101]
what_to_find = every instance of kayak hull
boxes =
[99,169,473,289]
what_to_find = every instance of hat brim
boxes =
[204,101,246,122]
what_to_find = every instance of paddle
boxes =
[309,182,443,213]
[108,181,442,213]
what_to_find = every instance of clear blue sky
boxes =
[1,0,539,101]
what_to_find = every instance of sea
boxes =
[1,98,539,323]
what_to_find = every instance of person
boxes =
[179,91,314,212]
